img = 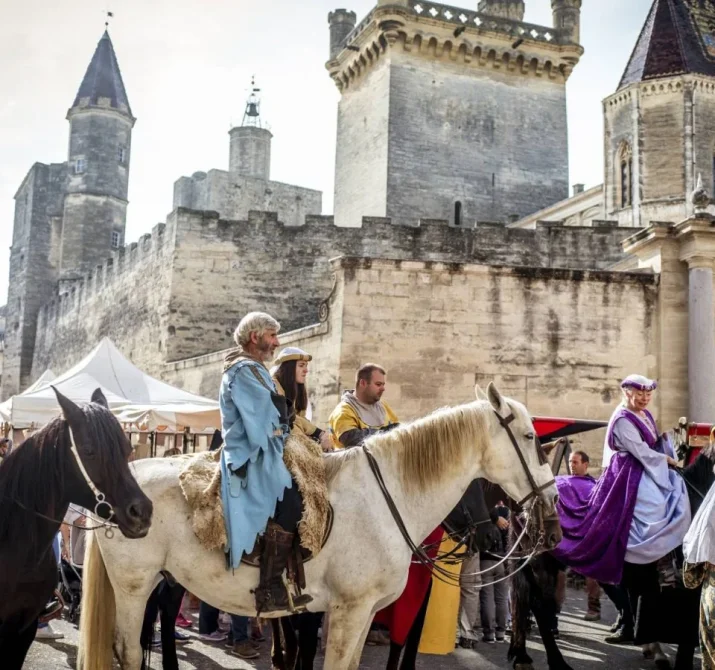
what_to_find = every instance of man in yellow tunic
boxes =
[328,364,399,449]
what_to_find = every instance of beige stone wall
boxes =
[333,257,659,465]
[31,222,174,380]
[163,255,662,465]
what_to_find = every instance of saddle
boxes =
[178,433,333,575]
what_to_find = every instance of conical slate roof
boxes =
[71,30,132,116]
[619,0,715,90]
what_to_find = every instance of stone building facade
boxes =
[7,0,715,467]
[513,0,715,230]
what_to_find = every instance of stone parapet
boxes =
[328,0,583,91]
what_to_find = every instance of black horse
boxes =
[0,388,153,670]
[270,477,500,670]
[508,450,715,670]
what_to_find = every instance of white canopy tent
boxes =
[0,369,56,423]
[4,338,218,430]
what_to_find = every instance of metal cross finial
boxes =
[105,10,114,28]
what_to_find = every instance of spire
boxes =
[71,30,132,116]
[619,0,715,90]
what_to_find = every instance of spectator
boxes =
[480,502,510,643]
[328,364,399,449]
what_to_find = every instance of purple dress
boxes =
[552,407,690,584]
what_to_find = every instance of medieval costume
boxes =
[553,374,691,643]
[328,390,399,449]
[684,478,715,668]
[219,348,311,613]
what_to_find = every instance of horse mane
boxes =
[0,402,131,554]
[324,400,490,491]
[0,418,67,553]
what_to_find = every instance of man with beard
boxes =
[220,312,312,615]
[328,364,399,449]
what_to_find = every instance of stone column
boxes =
[675,213,715,422]
[685,256,715,421]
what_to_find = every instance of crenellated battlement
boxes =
[30,204,635,387]
[328,0,583,92]
[37,222,169,329]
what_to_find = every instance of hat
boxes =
[271,347,312,370]
[621,374,657,392]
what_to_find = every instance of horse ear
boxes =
[486,382,507,415]
[475,385,488,401]
[91,388,109,408]
[53,386,85,427]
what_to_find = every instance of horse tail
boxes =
[78,531,116,670]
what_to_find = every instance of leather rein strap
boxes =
[362,409,555,582]
[494,412,555,507]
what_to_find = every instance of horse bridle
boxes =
[5,424,119,538]
[362,408,556,586]
[66,425,118,537]
[493,411,555,508]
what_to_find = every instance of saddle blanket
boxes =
[178,433,330,558]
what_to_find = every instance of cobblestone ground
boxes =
[24,588,697,669]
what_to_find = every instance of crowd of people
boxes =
[26,311,715,668]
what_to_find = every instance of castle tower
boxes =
[229,80,273,180]
[551,0,581,44]
[60,30,135,284]
[478,0,525,21]
[327,0,583,227]
[328,9,357,60]
[603,0,715,227]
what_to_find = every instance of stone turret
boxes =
[327,0,583,227]
[477,0,525,21]
[551,0,581,44]
[229,81,272,180]
[603,0,715,227]
[61,30,135,283]
[328,9,357,61]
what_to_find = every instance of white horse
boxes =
[78,383,561,670]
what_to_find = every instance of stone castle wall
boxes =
[162,255,660,466]
[3,163,66,397]
[28,207,634,394]
[173,170,322,227]
[31,222,174,380]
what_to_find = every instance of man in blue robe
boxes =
[219,312,312,614]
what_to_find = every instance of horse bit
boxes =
[363,407,556,588]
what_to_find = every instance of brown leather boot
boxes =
[254,521,313,615]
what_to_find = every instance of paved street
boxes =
[25,588,695,669]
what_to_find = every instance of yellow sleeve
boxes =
[384,402,399,425]
[329,403,364,449]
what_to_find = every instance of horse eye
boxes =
[525,432,535,440]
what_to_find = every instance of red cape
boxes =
[373,527,444,645]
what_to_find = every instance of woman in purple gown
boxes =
[553,374,691,644]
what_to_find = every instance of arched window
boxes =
[454,201,463,226]
[618,142,633,208]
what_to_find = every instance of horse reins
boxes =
[362,407,554,588]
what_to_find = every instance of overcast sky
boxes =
[0,0,652,304]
